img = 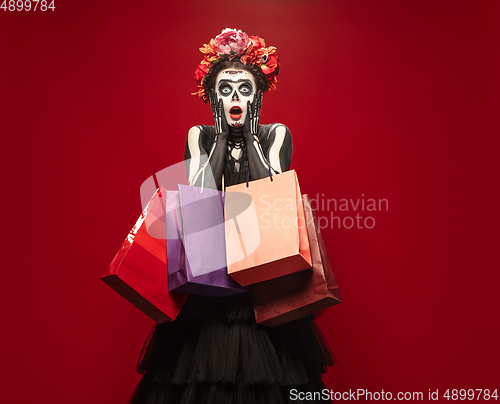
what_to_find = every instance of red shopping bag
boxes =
[224,170,312,286]
[251,194,341,327]
[102,188,187,323]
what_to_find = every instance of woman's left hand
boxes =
[244,91,262,139]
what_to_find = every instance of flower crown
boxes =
[193,28,280,103]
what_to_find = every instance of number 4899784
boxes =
[1,0,55,11]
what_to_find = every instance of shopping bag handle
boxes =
[153,174,166,216]
[245,164,273,188]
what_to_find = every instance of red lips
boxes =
[229,106,242,120]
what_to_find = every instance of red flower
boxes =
[194,64,209,85]
[261,65,274,75]
[267,54,279,68]
[260,53,280,75]
[248,35,265,49]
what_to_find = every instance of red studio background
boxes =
[1,1,499,403]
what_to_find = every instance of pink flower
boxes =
[213,28,250,57]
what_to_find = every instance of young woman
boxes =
[129,28,334,404]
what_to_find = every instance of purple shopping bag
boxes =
[166,186,246,297]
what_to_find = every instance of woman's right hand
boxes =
[210,90,229,138]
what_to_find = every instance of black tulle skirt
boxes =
[129,293,335,404]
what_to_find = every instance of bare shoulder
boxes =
[267,123,292,143]
[187,125,203,140]
[271,123,290,131]
[185,125,215,157]
[186,125,210,146]
[263,123,290,136]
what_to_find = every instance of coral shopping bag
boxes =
[251,194,342,327]
[102,188,187,323]
[166,185,246,296]
[224,170,312,286]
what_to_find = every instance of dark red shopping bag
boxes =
[251,194,341,327]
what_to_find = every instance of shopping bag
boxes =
[251,194,342,327]
[102,188,188,323]
[224,169,312,286]
[166,185,246,296]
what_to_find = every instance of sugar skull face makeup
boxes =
[215,69,257,128]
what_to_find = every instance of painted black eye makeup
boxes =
[239,83,253,96]
[219,84,233,97]
[218,79,254,98]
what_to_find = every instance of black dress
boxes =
[129,125,335,404]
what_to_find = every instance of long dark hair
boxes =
[203,59,269,99]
